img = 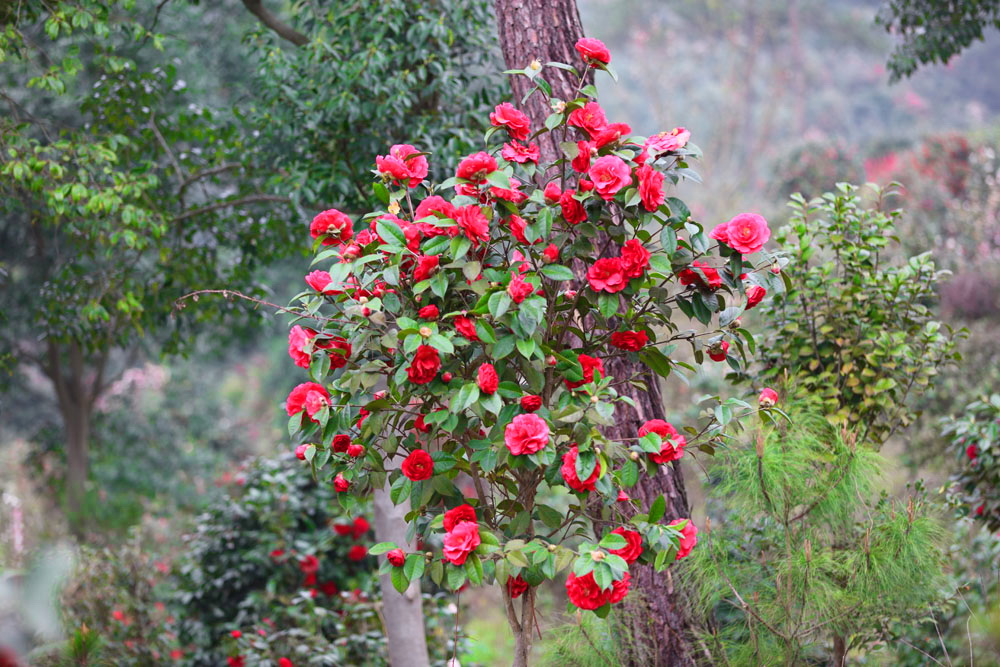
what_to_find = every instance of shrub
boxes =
[943,394,1000,533]
[172,454,461,666]
[751,183,962,447]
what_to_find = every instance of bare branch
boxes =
[171,194,290,222]
[178,162,242,197]
[240,0,308,46]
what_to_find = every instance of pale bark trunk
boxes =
[492,1,697,664]
[373,454,431,667]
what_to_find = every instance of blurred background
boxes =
[1,0,998,664]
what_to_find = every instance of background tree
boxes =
[877,0,1000,80]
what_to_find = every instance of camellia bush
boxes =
[944,393,1000,532]
[281,39,783,664]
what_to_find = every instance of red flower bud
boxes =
[295,444,309,460]
[442,372,453,383]
[333,474,350,492]
[520,395,542,412]
[347,444,364,458]
[386,548,406,567]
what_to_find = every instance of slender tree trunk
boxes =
[492,2,697,664]
[373,454,431,667]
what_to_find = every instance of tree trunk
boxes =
[492,2,697,664]
[373,454,431,667]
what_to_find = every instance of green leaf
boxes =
[598,292,619,319]
[391,567,410,594]
[541,264,575,281]
[452,382,481,412]
[404,554,425,581]
[369,542,398,555]
[427,333,454,354]
[447,565,467,591]
[649,494,667,523]
[599,533,627,550]
[489,291,513,319]
[376,218,407,248]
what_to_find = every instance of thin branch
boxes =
[148,115,185,185]
[173,289,351,325]
[171,194,290,222]
[178,162,242,197]
[240,0,308,46]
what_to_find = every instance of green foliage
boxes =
[172,454,461,666]
[943,393,1000,532]
[687,401,949,663]
[751,183,962,447]
[247,0,503,212]
[877,0,1000,80]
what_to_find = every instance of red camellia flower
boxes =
[477,363,499,394]
[575,37,611,66]
[565,571,609,610]
[543,182,562,203]
[386,548,406,567]
[310,209,353,247]
[504,413,550,455]
[286,382,330,422]
[454,315,480,341]
[443,504,477,532]
[620,239,651,278]
[228,657,245,667]
[708,340,730,362]
[589,155,632,201]
[401,449,434,481]
[609,527,643,563]
[506,573,530,599]
[609,571,631,604]
[617,490,631,501]
[572,140,593,173]
[543,243,559,263]
[352,516,370,538]
[456,151,498,184]
[375,144,429,188]
[418,304,439,320]
[758,387,778,408]
[565,354,605,389]
[637,164,665,212]
[415,195,458,228]
[295,444,309,460]
[559,190,588,225]
[407,345,440,384]
[639,419,687,464]
[670,519,698,559]
[561,445,600,492]
[443,521,481,565]
[332,434,351,452]
[520,394,542,412]
[347,545,367,562]
[568,102,608,138]
[490,102,531,141]
[711,213,771,255]
[966,444,978,461]
[299,554,320,575]
[678,260,722,290]
[288,327,350,370]
[319,581,338,596]
[491,176,528,204]
[501,141,541,163]
[413,255,440,282]
[587,257,628,293]
[304,270,332,292]
[333,523,352,536]
[745,285,767,309]
[610,330,649,351]
[334,473,350,492]
[508,215,540,245]
[638,128,691,163]
[278,659,293,667]
[508,273,535,304]
[592,122,632,149]
[414,413,431,433]
[456,205,490,246]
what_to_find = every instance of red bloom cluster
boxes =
[565,570,630,610]
[638,419,687,464]
[587,239,650,294]
[560,445,600,492]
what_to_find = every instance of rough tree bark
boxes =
[373,454,431,667]
[492,1,697,664]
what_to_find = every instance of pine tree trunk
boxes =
[492,2,697,664]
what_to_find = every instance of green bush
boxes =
[750,183,963,447]
[172,454,462,666]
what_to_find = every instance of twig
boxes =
[173,289,351,324]
[171,194,290,222]
[178,162,242,197]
